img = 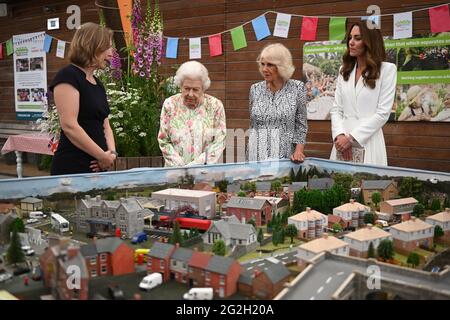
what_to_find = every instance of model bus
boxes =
[51,213,70,233]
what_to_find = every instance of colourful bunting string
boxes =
[329,17,347,41]
[230,26,247,51]
[208,34,223,57]
[300,17,319,41]
[252,15,271,41]
[6,39,13,56]
[429,5,450,33]
[165,37,178,59]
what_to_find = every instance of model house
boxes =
[360,180,398,205]
[147,242,177,281]
[20,197,43,218]
[226,197,272,227]
[238,258,291,299]
[0,203,18,215]
[343,224,392,258]
[426,208,450,243]
[390,217,434,255]
[287,207,328,239]
[40,237,89,300]
[254,196,289,216]
[333,199,370,229]
[379,197,418,222]
[288,182,307,205]
[76,195,152,239]
[203,255,241,298]
[151,188,217,218]
[188,250,212,287]
[255,182,271,197]
[327,215,345,230]
[202,215,258,253]
[79,237,135,278]
[308,178,334,191]
[297,233,349,268]
[170,246,194,284]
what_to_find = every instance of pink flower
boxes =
[190,146,195,153]
[186,120,193,128]
[158,132,166,139]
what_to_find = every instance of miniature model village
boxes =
[1,166,450,300]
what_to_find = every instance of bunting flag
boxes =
[43,34,53,53]
[165,37,178,59]
[56,40,66,58]
[208,34,222,57]
[0,43,3,60]
[117,0,133,46]
[300,17,319,41]
[429,5,450,33]
[393,12,413,39]
[329,17,347,41]
[273,13,291,38]
[230,26,247,51]
[252,15,271,41]
[6,39,13,56]
[189,38,201,59]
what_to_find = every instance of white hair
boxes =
[174,61,211,90]
[257,43,295,81]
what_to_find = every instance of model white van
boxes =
[183,287,213,300]
[29,211,46,219]
[139,273,162,291]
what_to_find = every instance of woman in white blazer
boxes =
[330,21,397,166]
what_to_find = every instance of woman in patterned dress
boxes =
[248,43,308,162]
[158,61,226,167]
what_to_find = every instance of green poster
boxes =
[231,26,247,51]
[6,39,13,56]
[329,17,347,41]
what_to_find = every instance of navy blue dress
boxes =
[49,64,110,175]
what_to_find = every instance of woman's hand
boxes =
[290,144,305,163]
[90,151,116,172]
[334,134,352,153]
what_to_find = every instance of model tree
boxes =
[444,196,450,209]
[434,225,444,240]
[212,239,226,256]
[289,168,296,183]
[293,189,308,213]
[368,242,375,258]
[217,180,229,193]
[247,218,256,228]
[407,252,420,268]
[377,239,394,261]
[169,221,183,246]
[412,204,425,217]
[7,229,25,266]
[364,212,376,225]
[399,177,423,199]
[371,192,381,208]
[332,223,343,233]
[271,180,282,193]
[285,224,297,244]
[431,199,442,212]
[272,228,280,246]
[237,191,246,197]
[9,218,25,233]
[257,228,264,244]
[183,230,189,242]
[357,191,365,205]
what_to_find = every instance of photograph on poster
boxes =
[31,88,45,102]
[15,58,29,72]
[30,57,44,71]
[17,88,30,102]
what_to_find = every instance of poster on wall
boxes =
[12,31,47,121]
[302,33,450,122]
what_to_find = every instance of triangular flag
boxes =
[208,34,222,57]
[230,26,247,51]
[252,15,271,41]
[43,34,53,53]
[0,44,3,60]
[329,17,347,41]
[429,5,450,33]
[300,17,319,41]
[165,37,178,59]
[273,13,291,38]
[56,40,66,58]
[189,38,201,60]
[393,12,413,39]
[6,39,13,56]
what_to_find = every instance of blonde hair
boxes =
[69,22,113,68]
[257,43,295,81]
[174,61,211,90]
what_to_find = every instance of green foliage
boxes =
[9,218,25,233]
[271,180,282,193]
[217,180,229,193]
[357,191,365,205]
[332,173,353,192]
[412,204,425,217]
[169,221,183,246]
[247,218,256,228]
[281,211,289,225]
[241,182,256,192]
[434,225,444,239]
[443,196,450,209]
[332,223,343,233]
[371,192,381,207]
[212,239,226,256]
[237,191,247,197]
[399,177,423,199]
[257,228,264,243]
[289,169,296,183]
[431,199,442,212]
[7,229,25,265]
[272,228,280,246]
[364,213,375,225]
[407,252,420,268]
[285,224,298,243]
[183,230,189,241]
[368,242,375,258]
[377,239,394,261]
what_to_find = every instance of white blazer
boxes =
[330,61,397,166]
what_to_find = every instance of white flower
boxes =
[118,132,126,137]
[139,132,147,137]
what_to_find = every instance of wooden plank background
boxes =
[0,0,449,172]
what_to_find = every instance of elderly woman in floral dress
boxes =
[158,61,226,167]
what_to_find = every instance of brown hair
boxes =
[69,22,113,68]
[340,21,386,89]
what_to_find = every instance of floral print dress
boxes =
[158,93,226,167]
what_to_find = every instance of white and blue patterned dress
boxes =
[248,79,308,161]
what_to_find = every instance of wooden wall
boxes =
[0,0,449,172]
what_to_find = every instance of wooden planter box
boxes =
[114,156,164,170]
